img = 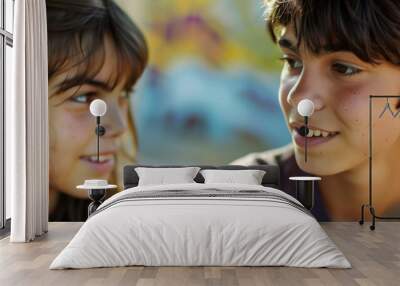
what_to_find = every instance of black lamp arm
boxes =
[95,116,106,163]
[305,116,308,163]
[95,116,106,136]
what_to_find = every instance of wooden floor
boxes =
[0,222,399,286]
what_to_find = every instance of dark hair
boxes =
[46,0,148,93]
[265,0,400,65]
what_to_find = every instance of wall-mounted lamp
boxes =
[89,99,107,163]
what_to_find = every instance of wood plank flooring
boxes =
[0,222,399,286]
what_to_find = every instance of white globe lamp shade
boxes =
[297,99,314,117]
[90,99,107,117]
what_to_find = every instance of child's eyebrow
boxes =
[83,79,113,91]
[58,77,114,92]
[278,37,298,53]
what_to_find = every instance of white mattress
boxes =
[50,183,351,269]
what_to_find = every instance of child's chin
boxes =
[294,153,335,176]
[61,189,90,200]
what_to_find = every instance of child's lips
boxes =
[80,154,114,163]
[292,128,340,148]
[289,121,339,135]
[80,154,115,174]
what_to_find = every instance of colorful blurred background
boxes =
[117,0,290,164]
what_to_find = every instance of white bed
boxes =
[50,182,351,269]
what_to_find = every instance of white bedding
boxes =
[50,183,351,269]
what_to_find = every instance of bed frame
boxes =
[123,165,281,190]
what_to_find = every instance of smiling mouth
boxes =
[293,125,340,148]
[80,154,114,164]
[295,126,340,138]
[80,154,115,174]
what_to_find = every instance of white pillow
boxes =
[135,167,201,186]
[200,169,266,185]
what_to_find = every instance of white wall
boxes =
[5,44,13,219]
[4,0,15,220]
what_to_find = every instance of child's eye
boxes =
[121,90,131,99]
[123,87,136,99]
[70,92,97,104]
[332,63,361,76]
[279,56,303,70]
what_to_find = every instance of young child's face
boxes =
[278,25,400,175]
[49,38,130,199]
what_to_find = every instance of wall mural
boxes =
[47,0,400,222]
[124,0,288,164]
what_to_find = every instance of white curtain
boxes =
[7,0,49,242]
